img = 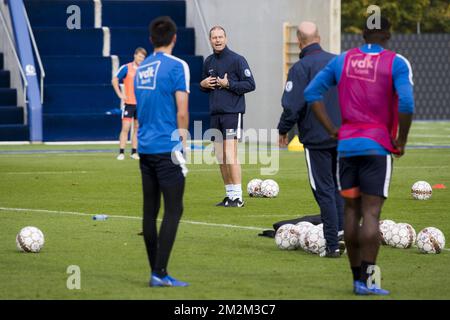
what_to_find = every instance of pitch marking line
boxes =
[3,171,89,175]
[1,207,449,251]
[0,207,265,232]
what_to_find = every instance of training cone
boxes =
[288,135,304,152]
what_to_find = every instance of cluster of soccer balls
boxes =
[275,222,326,255]
[379,220,445,254]
[247,179,279,198]
[16,226,45,253]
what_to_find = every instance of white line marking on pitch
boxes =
[0,207,265,231]
[3,171,89,175]
[410,134,450,138]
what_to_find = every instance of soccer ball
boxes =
[304,225,326,254]
[411,181,433,200]
[247,179,263,197]
[416,227,446,254]
[397,223,416,245]
[295,222,314,250]
[385,223,416,249]
[379,219,396,245]
[16,226,45,253]
[275,224,299,250]
[261,179,279,198]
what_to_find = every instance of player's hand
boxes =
[120,93,127,101]
[393,138,406,158]
[201,76,217,90]
[217,73,229,89]
[330,128,338,140]
[279,134,289,148]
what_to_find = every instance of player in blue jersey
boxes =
[135,16,190,287]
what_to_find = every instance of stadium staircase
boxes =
[24,0,209,141]
[0,52,29,140]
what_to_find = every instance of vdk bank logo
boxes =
[137,61,161,89]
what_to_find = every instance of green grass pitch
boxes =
[0,121,449,299]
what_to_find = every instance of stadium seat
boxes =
[23,0,209,141]
[101,0,186,27]
[0,52,27,140]
[110,27,195,56]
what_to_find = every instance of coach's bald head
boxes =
[297,21,320,49]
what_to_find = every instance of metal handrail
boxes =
[23,5,44,104]
[193,0,212,55]
[0,8,28,104]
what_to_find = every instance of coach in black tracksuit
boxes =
[201,26,256,207]
[278,22,344,257]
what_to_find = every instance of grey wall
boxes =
[342,34,450,120]
[186,0,341,141]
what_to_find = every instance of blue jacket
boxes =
[277,43,341,149]
[201,46,256,115]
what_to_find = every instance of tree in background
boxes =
[342,0,450,33]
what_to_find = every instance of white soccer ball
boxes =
[411,181,433,200]
[247,179,263,197]
[275,224,299,250]
[304,225,326,254]
[295,222,314,250]
[385,223,416,249]
[16,226,45,253]
[261,179,279,198]
[397,223,416,245]
[379,219,396,245]
[416,227,446,254]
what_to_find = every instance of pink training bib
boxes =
[337,47,399,154]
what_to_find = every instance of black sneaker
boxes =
[319,249,341,258]
[216,197,230,207]
[228,198,245,207]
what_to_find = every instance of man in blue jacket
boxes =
[277,22,344,257]
[201,26,256,208]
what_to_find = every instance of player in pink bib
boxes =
[305,17,414,295]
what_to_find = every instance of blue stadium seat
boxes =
[43,114,121,141]
[0,124,29,141]
[23,0,209,141]
[44,84,120,114]
[110,27,195,56]
[101,0,186,27]
[0,107,24,125]
[0,70,11,88]
[24,0,95,28]
[189,84,209,112]
[0,88,17,106]
[43,56,113,85]
[33,28,104,56]
[0,52,28,140]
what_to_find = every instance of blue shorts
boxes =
[139,151,188,187]
[337,155,393,199]
[210,113,243,141]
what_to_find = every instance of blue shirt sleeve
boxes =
[393,55,415,114]
[304,55,342,103]
[172,60,191,93]
[115,64,128,81]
